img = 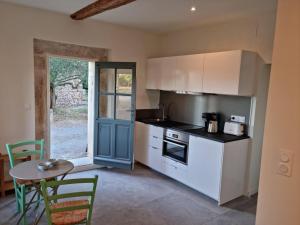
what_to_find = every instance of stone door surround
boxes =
[34,39,108,156]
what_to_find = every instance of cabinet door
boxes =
[203,50,242,95]
[160,57,177,91]
[161,157,177,178]
[134,122,150,164]
[176,54,204,92]
[146,58,162,89]
[148,145,162,171]
[160,157,188,183]
[149,125,164,139]
[148,125,163,171]
[219,139,249,204]
[188,136,224,201]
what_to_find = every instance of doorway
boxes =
[48,56,95,166]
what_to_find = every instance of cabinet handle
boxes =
[151,146,158,150]
[152,136,158,139]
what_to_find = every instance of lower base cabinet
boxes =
[161,157,188,183]
[148,145,162,172]
[188,135,249,205]
[134,122,150,165]
[134,122,164,171]
[135,122,249,205]
[188,136,223,201]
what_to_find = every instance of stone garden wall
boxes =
[55,81,87,107]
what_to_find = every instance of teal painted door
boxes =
[94,62,136,169]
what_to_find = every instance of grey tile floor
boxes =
[0,164,257,225]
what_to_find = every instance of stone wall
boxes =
[55,81,87,107]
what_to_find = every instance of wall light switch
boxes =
[277,150,294,177]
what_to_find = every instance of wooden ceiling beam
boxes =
[71,0,136,20]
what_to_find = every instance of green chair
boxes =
[6,139,45,224]
[40,175,98,225]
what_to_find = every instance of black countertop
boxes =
[136,119,249,143]
[184,128,249,143]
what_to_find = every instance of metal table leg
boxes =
[16,189,38,225]
[29,174,69,225]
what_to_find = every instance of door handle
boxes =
[163,140,186,148]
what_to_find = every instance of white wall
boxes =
[0,2,161,153]
[256,0,300,224]
[159,12,276,63]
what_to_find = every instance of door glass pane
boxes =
[99,95,114,118]
[99,68,115,93]
[116,95,132,120]
[116,69,132,94]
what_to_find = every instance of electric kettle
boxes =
[208,120,218,133]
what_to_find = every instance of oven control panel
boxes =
[165,129,189,143]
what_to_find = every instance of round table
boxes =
[9,159,74,225]
[10,159,74,181]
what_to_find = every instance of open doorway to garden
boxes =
[49,56,93,166]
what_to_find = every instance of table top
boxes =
[9,159,74,181]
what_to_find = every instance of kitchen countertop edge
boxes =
[136,120,250,143]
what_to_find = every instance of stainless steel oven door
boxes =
[163,139,188,164]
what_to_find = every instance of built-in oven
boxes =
[163,129,189,164]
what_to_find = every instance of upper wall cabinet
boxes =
[176,54,204,92]
[160,57,177,91]
[202,50,257,96]
[146,58,162,90]
[146,57,177,91]
[146,50,259,96]
[146,54,204,92]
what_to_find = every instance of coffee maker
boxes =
[202,112,220,133]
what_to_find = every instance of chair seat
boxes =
[50,200,89,225]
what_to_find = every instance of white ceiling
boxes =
[1,0,277,33]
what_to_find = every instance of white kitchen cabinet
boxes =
[146,55,203,92]
[176,54,204,92]
[161,157,188,183]
[148,127,163,171]
[188,136,223,200]
[160,57,177,91]
[134,122,150,165]
[146,57,177,91]
[134,122,163,171]
[146,58,162,90]
[203,50,257,96]
[149,125,164,138]
[146,50,259,96]
[148,145,162,172]
[188,135,249,205]
[135,122,249,205]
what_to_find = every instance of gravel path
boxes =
[50,119,88,160]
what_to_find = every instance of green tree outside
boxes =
[49,56,88,90]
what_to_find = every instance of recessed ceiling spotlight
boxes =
[190,6,196,12]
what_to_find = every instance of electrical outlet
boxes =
[230,115,246,123]
[277,150,294,177]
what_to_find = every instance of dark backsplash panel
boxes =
[159,91,252,130]
[136,109,161,120]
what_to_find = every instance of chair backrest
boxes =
[5,139,45,169]
[40,175,98,225]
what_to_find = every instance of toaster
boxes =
[223,122,245,136]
